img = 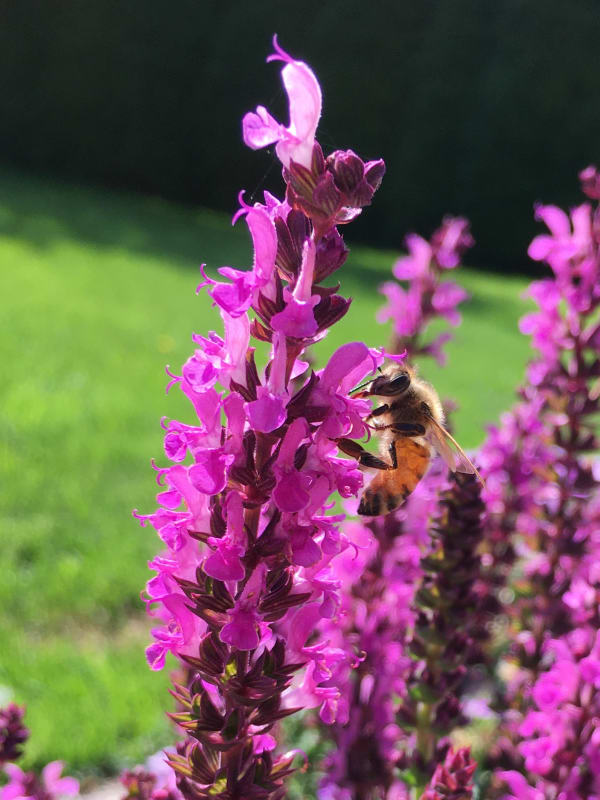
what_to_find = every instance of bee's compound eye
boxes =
[388,373,410,392]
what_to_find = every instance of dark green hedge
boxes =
[2,0,599,270]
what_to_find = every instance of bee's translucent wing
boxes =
[426,423,460,472]
[425,416,483,484]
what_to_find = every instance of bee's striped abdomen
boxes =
[357,439,430,516]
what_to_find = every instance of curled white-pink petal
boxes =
[277,59,322,169]
[242,106,282,150]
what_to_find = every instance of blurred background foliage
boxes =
[1,0,600,271]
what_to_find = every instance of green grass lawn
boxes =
[0,167,531,779]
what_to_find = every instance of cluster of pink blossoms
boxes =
[135,38,389,797]
[378,216,473,363]
[478,168,600,798]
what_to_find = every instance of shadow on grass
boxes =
[0,165,399,288]
[0,165,249,267]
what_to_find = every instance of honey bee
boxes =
[335,363,482,516]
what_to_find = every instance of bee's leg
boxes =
[388,440,398,469]
[373,422,426,437]
[335,437,393,470]
[366,403,390,422]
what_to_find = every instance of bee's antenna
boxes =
[349,377,374,395]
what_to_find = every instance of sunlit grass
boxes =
[0,167,531,774]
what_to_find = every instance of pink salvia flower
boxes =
[137,39,385,799]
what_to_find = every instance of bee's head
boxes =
[369,368,411,397]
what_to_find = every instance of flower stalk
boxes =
[398,473,487,796]
[318,222,480,798]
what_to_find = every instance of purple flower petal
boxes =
[273,470,311,512]
[204,541,245,582]
[245,387,287,433]
[246,206,277,283]
[189,449,234,495]
[145,642,167,671]
[242,106,281,150]
[289,527,322,566]
[271,293,319,338]
[220,607,260,651]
